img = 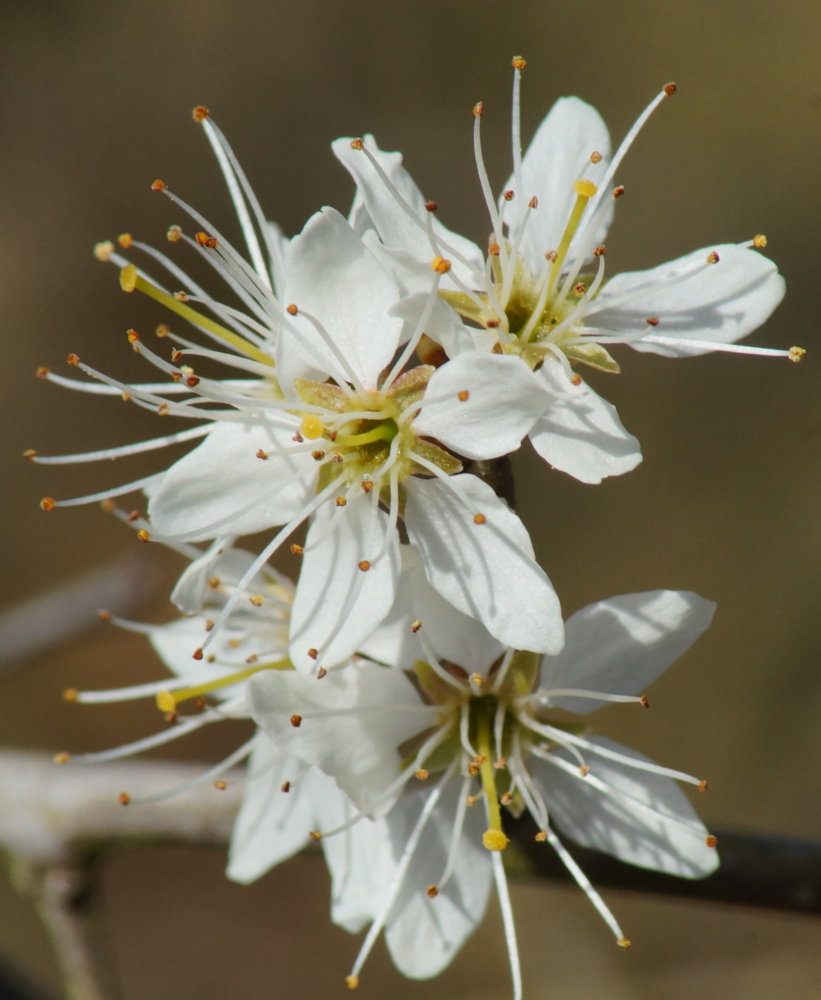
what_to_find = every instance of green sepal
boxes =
[564,342,621,374]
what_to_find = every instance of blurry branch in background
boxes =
[1,750,820,1000]
[0,555,166,676]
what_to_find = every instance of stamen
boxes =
[155,658,291,712]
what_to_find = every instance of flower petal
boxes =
[248,659,437,815]
[540,590,716,714]
[590,244,786,356]
[535,736,719,877]
[279,206,403,389]
[384,783,493,979]
[505,97,613,270]
[413,354,550,460]
[404,474,563,653]
[288,495,401,671]
[528,363,642,484]
[227,734,340,883]
[148,418,313,541]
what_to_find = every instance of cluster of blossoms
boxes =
[32,57,799,996]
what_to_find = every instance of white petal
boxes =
[227,735,337,883]
[413,355,549,460]
[148,418,314,541]
[389,294,496,358]
[288,495,400,671]
[322,811,396,933]
[540,590,716,713]
[528,363,642,484]
[404,474,564,653]
[332,135,484,287]
[384,783,493,979]
[280,206,402,389]
[247,660,437,815]
[535,737,718,877]
[590,244,786,356]
[506,97,613,270]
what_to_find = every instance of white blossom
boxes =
[248,554,719,995]
[333,59,798,484]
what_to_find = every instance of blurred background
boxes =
[2,0,820,997]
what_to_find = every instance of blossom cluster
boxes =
[32,57,798,996]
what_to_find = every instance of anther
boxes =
[495,758,507,770]
[118,792,131,806]
[249,594,264,607]
[502,189,515,201]
[415,769,430,780]
[308,648,318,660]
[350,138,364,150]
[137,529,150,543]
[290,544,304,555]
[156,323,170,337]
[579,765,591,777]
[151,179,166,192]
[471,672,485,687]
[752,233,767,249]
[431,255,451,274]
[617,938,632,949]
[193,648,204,660]
[290,714,303,728]
[244,653,257,664]
[98,610,112,623]
[535,830,547,842]
[40,497,55,511]
[789,346,806,363]
[36,366,50,378]
[594,245,607,256]
[645,317,660,327]
[100,500,116,513]
[280,781,291,793]
[573,282,587,295]
[426,885,439,898]
[590,151,603,164]
[195,231,218,248]
[67,353,80,366]
[705,835,718,848]
[214,780,227,791]
[639,695,650,708]
[174,290,189,302]
[94,241,115,261]
[22,449,37,461]
[311,450,326,461]
[256,449,269,460]
[545,250,558,262]
[425,201,438,212]
[286,303,298,316]
[473,513,487,525]
[316,667,327,679]
[698,780,708,793]
[166,225,183,242]
[192,105,210,122]
[335,496,347,507]
[466,795,479,807]
[706,251,720,264]
[486,319,500,328]
[472,101,484,118]
[457,390,469,402]
[345,976,359,990]
[570,374,583,386]
[358,560,372,572]
[511,55,527,71]
[117,233,133,249]
[613,185,625,198]
[410,619,422,633]
[528,195,538,209]
[663,82,677,97]
[194,697,208,711]
[63,688,78,703]
[361,480,373,493]
[500,792,513,806]
[208,576,220,589]
[53,752,70,765]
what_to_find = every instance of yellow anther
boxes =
[345,976,359,990]
[573,178,598,198]
[94,240,115,261]
[482,829,510,851]
[431,255,451,274]
[617,937,632,949]
[300,414,324,439]
[752,233,767,248]
[789,346,806,363]
[511,55,527,71]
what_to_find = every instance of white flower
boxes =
[333,58,798,484]
[32,111,563,666]
[54,545,351,883]
[248,557,719,995]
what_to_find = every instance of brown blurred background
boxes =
[2,0,820,997]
